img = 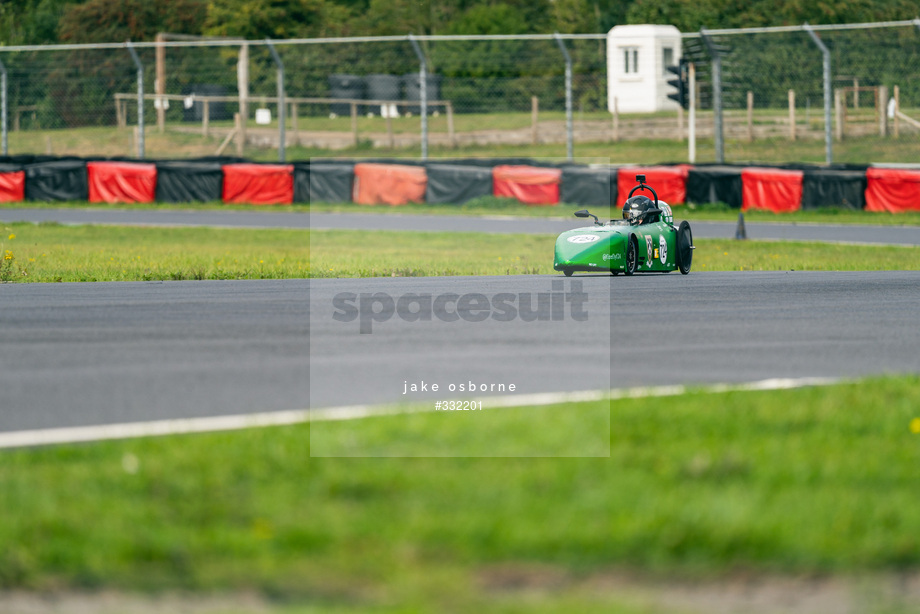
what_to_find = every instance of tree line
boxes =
[2,0,919,130]
[2,0,918,45]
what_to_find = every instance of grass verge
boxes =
[4,199,920,227]
[1,376,919,611]
[2,223,919,282]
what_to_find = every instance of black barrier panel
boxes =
[686,165,743,208]
[310,163,354,203]
[425,163,493,204]
[801,169,867,210]
[155,161,224,203]
[0,163,22,173]
[561,166,615,207]
[293,163,310,203]
[24,158,88,201]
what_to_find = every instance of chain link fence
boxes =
[1,21,919,164]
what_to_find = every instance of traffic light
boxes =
[666,59,689,110]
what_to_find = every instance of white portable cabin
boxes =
[607,24,682,114]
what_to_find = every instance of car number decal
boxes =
[659,235,668,264]
[645,235,654,267]
[567,234,600,244]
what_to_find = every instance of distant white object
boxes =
[255,108,271,124]
[888,96,896,119]
[183,96,194,110]
[381,104,399,118]
[329,112,338,119]
[607,24,683,113]
[154,97,170,110]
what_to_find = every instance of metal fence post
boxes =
[0,58,7,156]
[266,40,286,163]
[554,33,574,162]
[700,29,724,164]
[804,23,832,165]
[408,34,428,161]
[126,41,144,159]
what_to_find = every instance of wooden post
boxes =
[291,102,298,143]
[234,112,244,156]
[237,44,249,157]
[879,85,888,137]
[202,99,209,137]
[894,85,900,139]
[531,96,539,145]
[746,91,753,143]
[688,63,696,163]
[612,97,619,142]
[853,78,859,109]
[116,97,125,128]
[351,102,358,146]
[834,89,843,141]
[155,33,166,133]
[446,101,456,147]
[788,89,796,141]
[386,111,393,149]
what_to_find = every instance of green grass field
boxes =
[2,222,920,282]
[6,197,920,227]
[2,377,920,613]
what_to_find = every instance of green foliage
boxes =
[0,0,76,45]
[203,0,329,39]
[57,0,206,43]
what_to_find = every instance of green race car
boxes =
[554,174,695,276]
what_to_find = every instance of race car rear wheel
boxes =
[625,237,638,276]
[677,221,693,275]
[563,268,574,277]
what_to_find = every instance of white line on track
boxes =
[0,377,841,450]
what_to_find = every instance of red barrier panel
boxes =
[741,167,803,213]
[87,161,157,204]
[222,163,294,205]
[0,171,25,202]
[865,168,920,213]
[616,165,689,205]
[353,163,427,205]
[493,165,562,205]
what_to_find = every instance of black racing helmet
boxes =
[623,195,654,224]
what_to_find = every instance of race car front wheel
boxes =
[625,237,637,276]
[677,221,693,275]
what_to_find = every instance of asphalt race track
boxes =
[2,272,920,435]
[2,207,919,245]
